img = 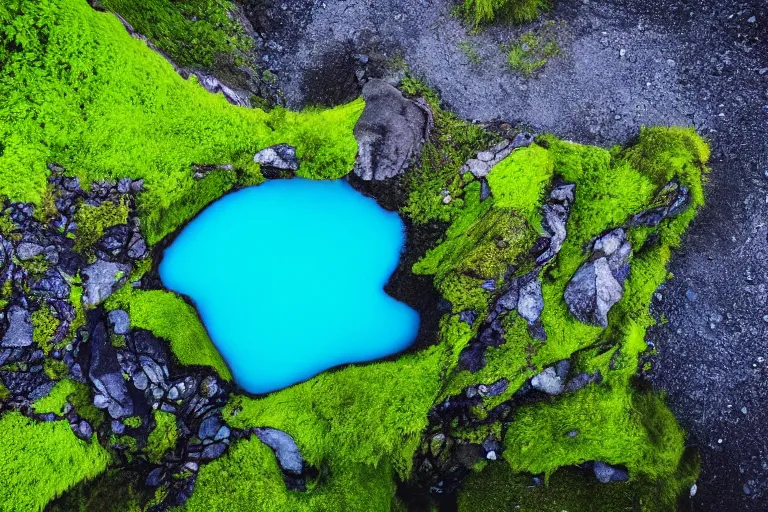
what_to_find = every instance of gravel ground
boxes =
[244,0,768,509]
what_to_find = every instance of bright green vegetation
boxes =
[124,416,143,428]
[0,0,363,245]
[99,0,248,69]
[106,287,232,380]
[503,22,561,76]
[189,343,457,510]
[74,200,130,253]
[458,0,549,27]
[146,411,178,463]
[412,126,707,509]
[0,412,111,512]
[400,76,500,225]
[32,305,60,353]
[33,379,105,428]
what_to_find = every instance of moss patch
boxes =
[0,412,112,512]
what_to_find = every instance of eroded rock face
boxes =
[353,79,431,181]
[564,228,632,327]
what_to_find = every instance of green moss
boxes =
[99,0,249,69]
[44,358,70,380]
[34,378,106,429]
[459,41,483,65]
[123,415,142,428]
[399,76,500,225]
[503,23,561,76]
[0,0,362,244]
[0,412,111,512]
[106,287,231,380]
[458,0,549,27]
[32,305,60,354]
[146,410,178,463]
[73,200,130,253]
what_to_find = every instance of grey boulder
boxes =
[593,461,629,483]
[1,306,34,347]
[82,260,131,306]
[254,427,305,475]
[254,144,300,175]
[353,79,431,181]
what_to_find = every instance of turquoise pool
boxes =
[159,179,420,394]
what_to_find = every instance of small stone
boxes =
[747,16,756,23]
[717,438,723,444]
[741,407,747,415]
[593,461,629,483]
[690,483,697,497]
[486,450,497,460]
[619,48,626,57]
[685,289,698,301]
[477,151,495,162]
[16,242,44,260]
[442,195,452,205]
[744,484,751,495]
[614,114,621,120]
[762,314,768,323]
[666,59,676,67]
[567,430,578,438]
[107,309,130,335]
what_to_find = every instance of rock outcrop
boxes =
[564,228,632,327]
[353,79,432,181]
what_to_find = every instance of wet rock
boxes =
[254,427,305,475]
[107,309,130,335]
[630,180,690,227]
[564,229,631,327]
[32,269,70,299]
[85,313,134,419]
[593,461,629,483]
[458,310,477,326]
[531,366,565,395]
[1,306,33,347]
[199,416,223,440]
[353,79,431,180]
[16,242,43,260]
[254,144,299,178]
[199,376,219,398]
[517,274,544,324]
[458,342,486,373]
[82,260,131,306]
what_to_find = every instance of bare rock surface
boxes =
[353,79,430,180]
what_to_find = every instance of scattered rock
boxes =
[82,260,131,306]
[16,242,44,260]
[254,144,300,178]
[531,366,565,395]
[107,309,130,335]
[1,306,34,348]
[85,313,135,419]
[564,229,631,327]
[517,274,544,324]
[353,79,431,180]
[593,461,629,483]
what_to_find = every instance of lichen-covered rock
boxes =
[564,228,632,327]
[353,79,431,180]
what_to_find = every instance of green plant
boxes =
[123,416,142,428]
[32,306,60,354]
[459,41,483,65]
[503,23,561,76]
[106,286,231,379]
[73,200,130,253]
[458,0,549,27]
[146,411,178,463]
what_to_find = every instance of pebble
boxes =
[741,407,748,415]
[685,289,698,301]
[718,438,723,444]
[619,48,626,57]
[666,59,676,67]
[690,483,698,497]
[442,195,452,205]
[747,16,756,23]
[761,314,768,323]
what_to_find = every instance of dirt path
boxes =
[246,0,768,508]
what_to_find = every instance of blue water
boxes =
[159,179,420,394]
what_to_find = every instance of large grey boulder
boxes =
[1,306,34,347]
[564,229,632,327]
[82,260,131,306]
[353,79,431,181]
[254,427,305,475]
